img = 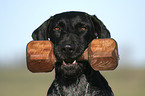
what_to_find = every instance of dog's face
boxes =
[49,12,97,63]
[32,11,110,78]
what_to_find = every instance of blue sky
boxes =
[0,0,145,67]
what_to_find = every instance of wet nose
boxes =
[61,44,75,54]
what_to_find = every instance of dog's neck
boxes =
[55,72,87,85]
[54,74,89,96]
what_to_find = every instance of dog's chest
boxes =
[57,75,106,96]
[57,75,90,96]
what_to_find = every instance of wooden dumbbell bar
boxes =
[26,38,119,72]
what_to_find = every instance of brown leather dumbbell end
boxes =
[78,38,119,70]
[26,41,56,72]
[88,38,119,70]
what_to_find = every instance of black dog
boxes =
[32,11,114,96]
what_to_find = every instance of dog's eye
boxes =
[80,27,87,31]
[54,27,60,31]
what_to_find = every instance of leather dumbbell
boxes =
[26,38,119,72]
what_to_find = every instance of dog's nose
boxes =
[62,44,75,54]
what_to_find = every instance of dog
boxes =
[32,11,114,96]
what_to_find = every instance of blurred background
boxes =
[0,0,145,96]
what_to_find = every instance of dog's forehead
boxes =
[52,12,90,23]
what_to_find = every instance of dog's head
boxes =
[32,11,110,78]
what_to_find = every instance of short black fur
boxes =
[32,11,113,96]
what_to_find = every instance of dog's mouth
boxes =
[62,60,78,65]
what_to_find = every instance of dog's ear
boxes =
[91,15,111,38]
[32,17,53,40]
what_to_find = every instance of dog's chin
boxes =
[55,60,84,79]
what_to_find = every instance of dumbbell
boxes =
[26,38,119,72]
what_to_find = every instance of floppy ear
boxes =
[32,17,53,40]
[91,15,111,38]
